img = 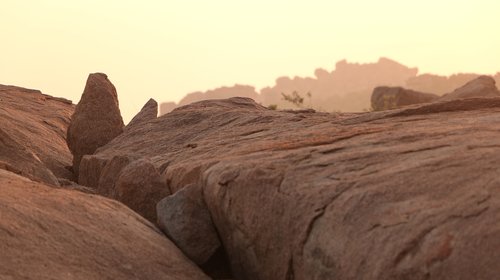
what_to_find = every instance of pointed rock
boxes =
[67,73,124,176]
[126,98,158,129]
[439,75,499,101]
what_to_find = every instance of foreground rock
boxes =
[157,184,221,265]
[67,73,124,175]
[439,75,499,101]
[80,97,500,279]
[0,169,209,280]
[113,158,169,222]
[371,86,438,111]
[0,84,74,185]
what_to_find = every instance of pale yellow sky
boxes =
[1,0,499,122]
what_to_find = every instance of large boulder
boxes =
[67,73,124,175]
[371,86,439,111]
[79,97,500,279]
[0,169,209,280]
[0,84,74,185]
[439,75,500,101]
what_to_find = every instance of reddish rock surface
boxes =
[0,169,209,280]
[157,184,221,265]
[67,73,124,175]
[113,158,169,223]
[0,84,74,185]
[80,96,500,279]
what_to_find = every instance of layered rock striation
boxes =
[80,95,500,279]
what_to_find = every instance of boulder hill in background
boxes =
[159,58,500,114]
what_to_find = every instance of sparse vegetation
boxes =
[281,91,312,108]
[267,104,278,110]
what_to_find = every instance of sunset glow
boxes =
[2,0,499,121]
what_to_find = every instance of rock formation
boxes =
[126,98,158,129]
[0,84,74,185]
[113,158,169,223]
[371,86,439,111]
[159,58,421,114]
[0,169,209,279]
[406,73,480,95]
[67,73,124,175]
[5,74,500,279]
[439,75,500,101]
[79,96,500,279]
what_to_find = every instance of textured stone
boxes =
[67,73,124,175]
[97,155,133,196]
[0,169,209,280]
[157,184,221,265]
[113,159,169,223]
[0,84,74,185]
[80,97,500,279]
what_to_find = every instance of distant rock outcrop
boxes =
[126,98,158,129]
[261,57,419,111]
[179,85,260,107]
[0,84,74,185]
[0,169,209,279]
[371,86,439,111]
[159,101,177,115]
[159,58,500,114]
[439,75,500,101]
[159,58,420,114]
[159,85,260,115]
[67,73,124,175]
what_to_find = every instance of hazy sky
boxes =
[2,0,499,122]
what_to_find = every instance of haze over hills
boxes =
[160,58,500,115]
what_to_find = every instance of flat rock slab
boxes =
[81,97,500,279]
[0,169,209,280]
[0,84,75,184]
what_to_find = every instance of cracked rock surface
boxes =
[0,84,74,185]
[80,96,500,279]
[0,169,209,280]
